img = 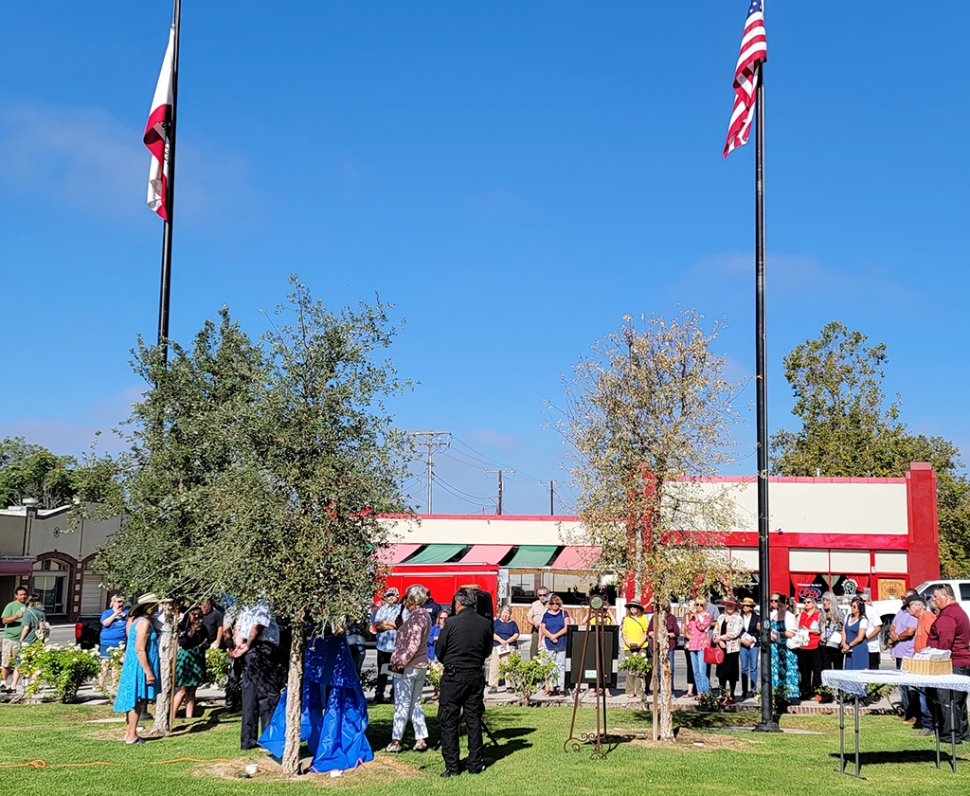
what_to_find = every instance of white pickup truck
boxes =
[872,579,970,649]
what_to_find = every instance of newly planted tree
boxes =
[551,310,745,741]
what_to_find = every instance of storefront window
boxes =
[32,559,68,615]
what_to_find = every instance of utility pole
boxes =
[541,480,560,516]
[410,431,451,514]
[486,469,515,515]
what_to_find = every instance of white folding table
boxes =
[821,668,970,778]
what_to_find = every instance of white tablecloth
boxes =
[822,668,970,698]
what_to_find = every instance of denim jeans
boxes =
[740,644,758,686]
[895,657,911,716]
[689,650,710,695]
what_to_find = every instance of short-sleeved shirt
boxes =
[526,599,546,631]
[541,610,569,651]
[21,606,45,646]
[891,608,918,659]
[914,610,935,653]
[237,603,280,646]
[493,619,519,647]
[865,606,883,653]
[621,614,649,651]
[201,606,224,645]
[3,601,25,641]
[100,609,129,649]
[371,602,405,653]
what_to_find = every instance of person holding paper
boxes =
[487,605,519,692]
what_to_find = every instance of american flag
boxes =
[723,0,767,158]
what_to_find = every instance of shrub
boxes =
[205,647,230,687]
[18,643,101,703]
[499,652,558,705]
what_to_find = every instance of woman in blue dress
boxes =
[113,593,161,744]
[770,594,799,700]
[841,597,870,671]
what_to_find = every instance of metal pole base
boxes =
[753,721,781,733]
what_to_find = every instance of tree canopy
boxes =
[92,277,414,769]
[551,309,745,740]
[772,321,970,577]
[0,436,78,509]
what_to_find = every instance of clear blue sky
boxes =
[2,2,968,515]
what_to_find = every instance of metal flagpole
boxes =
[752,62,778,733]
[157,0,181,364]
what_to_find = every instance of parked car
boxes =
[75,614,103,650]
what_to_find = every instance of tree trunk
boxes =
[150,605,175,736]
[656,605,674,741]
[280,628,306,777]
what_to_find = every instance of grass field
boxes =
[0,702,967,795]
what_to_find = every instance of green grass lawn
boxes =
[0,702,967,795]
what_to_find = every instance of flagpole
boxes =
[752,62,778,733]
[157,0,181,364]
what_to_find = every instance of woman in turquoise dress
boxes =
[113,593,161,744]
[770,594,799,700]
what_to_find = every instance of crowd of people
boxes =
[2,580,968,767]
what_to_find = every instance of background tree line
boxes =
[770,321,970,577]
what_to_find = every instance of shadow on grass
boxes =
[828,749,968,767]
[168,707,238,737]
[625,710,758,731]
[367,710,536,766]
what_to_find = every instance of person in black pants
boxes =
[231,603,283,750]
[435,589,492,777]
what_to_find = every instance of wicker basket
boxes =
[903,657,953,676]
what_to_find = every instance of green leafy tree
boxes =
[214,279,413,775]
[550,310,746,741]
[94,308,266,736]
[772,321,970,577]
[93,278,413,773]
[0,437,77,509]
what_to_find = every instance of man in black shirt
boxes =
[435,589,492,777]
[200,598,224,648]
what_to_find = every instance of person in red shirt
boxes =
[796,596,823,700]
[926,585,970,744]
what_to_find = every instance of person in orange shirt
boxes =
[910,595,936,652]
[906,594,936,733]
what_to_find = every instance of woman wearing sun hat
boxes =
[715,597,744,704]
[738,598,760,700]
[113,593,162,744]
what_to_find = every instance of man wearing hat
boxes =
[371,587,406,703]
[620,600,649,698]
[906,594,936,734]
[889,589,919,722]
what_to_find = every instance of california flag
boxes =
[144,27,175,220]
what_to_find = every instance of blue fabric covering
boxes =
[259,635,373,772]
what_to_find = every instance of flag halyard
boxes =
[723,0,767,158]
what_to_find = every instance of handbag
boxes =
[703,646,725,665]
[825,630,843,648]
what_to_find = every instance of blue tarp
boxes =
[258,635,373,772]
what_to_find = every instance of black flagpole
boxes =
[752,63,778,733]
[157,0,181,364]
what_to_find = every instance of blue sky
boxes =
[2,2,968,515]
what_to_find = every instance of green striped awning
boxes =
[404,544,468,565]
[505,545,559,568]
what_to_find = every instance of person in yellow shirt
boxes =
[620,601,649,697]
